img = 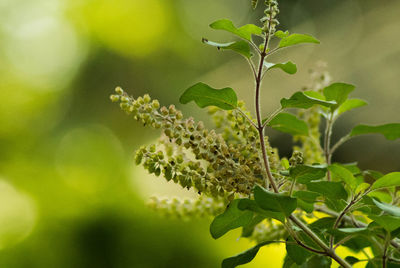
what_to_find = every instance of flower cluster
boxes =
[261,0,280,34]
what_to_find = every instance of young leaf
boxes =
[328,164,358,190]
[289,165,327,184]
[253,185,297,216]
[278,33,320,48]
[337,98,368,115]
[180,82,238,110]
[274,30,290,39]
[210,199,253,239]
[221,241,274,268]
[202,38,252,58]
[368,215,400,232]
[209,19,262,41]
[266,113,309,136]
[306,181,348,200]
[263,61,297,74]
[371,172,400,190]
[323,82,355,111]
[372,199,400,217]
[350,123,400,141]
[280,91,336,109]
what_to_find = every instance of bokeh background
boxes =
[0,0,399,267]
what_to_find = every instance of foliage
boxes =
[110,0,400,267]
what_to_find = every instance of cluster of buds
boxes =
[293,63,332,164]
[261,0,279,34]
[289,151,304,167]
[148,196,226,220]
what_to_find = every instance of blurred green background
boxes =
[0,0,399,267]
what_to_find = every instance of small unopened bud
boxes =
[115,87,124,95]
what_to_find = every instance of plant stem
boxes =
[383,234,390,268]
[330,134,350,154]
[324,113,334,181]
[236,108,258,129]
[330,199,356,248]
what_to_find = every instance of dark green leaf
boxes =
[309,217,336,230]
[209,19,262,41]
[253,185,297,216]
[328,164,358,190]
[210,199,253,239]
[371,172,400,190]
[369,215,400,232]
[350,123,400,141]
[345,256,360,265]
[180,82,238,110]
[297,199,314,213]
[306,181,348,200]
[278,33,320,48]
[237,198,285,222]
[221,241,274,268]
[267,113,308,136]
[281,91,336,109]
[289,165,327,184]
[286,237,311,265]
[202,39,252,58]
[373,199,400,217]
[337,98,368,115]
[264,61,297,74]
[241,215,264,237]
[292,191,320,203]
[303,255,332,268]
[323,83,355,111]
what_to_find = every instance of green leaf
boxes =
[286,237,311,265]
[292,191,320,203]
[289,165,327,184]
[355,182,371,195]
[274,30,290,39]
[369,215,400,232]
[221,241,274,268]
[328,164,358,190]
[263,61,297,74]
[350,123,400,141]
[202,38,252,58]
[345,256,360,265]
[253,185,297,217]
[210,199,253,239]
[241,215,264,237]
[180,82,238,110]
[337,227,368,234]
[281,91,336,109]
[304,255,332,268]
[209,19,262,41]
[323,83,355,111]
[306,181,348,200]
[373,199,400,217]
[266,113,308,136]
[297,199,314,213]
[278,33,320,48]
[371,172,400,190]
[237,199,285,222]
[337,98,368,115]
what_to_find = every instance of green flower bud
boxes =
[115,86,124,95]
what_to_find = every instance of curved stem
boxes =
[330,134,350,154]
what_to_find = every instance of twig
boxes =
[236,108,258,129]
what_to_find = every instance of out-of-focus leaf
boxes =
[278,33,320,48]
[323,83,355,111]
[369,215,400,232]
[253,185,297,216]
[210,199,253,239]
[371,172,400,190]
[373,199,400,217]
[263,61,297,74]
[274,30,290,39]
[280,91,336,109]
[221,241,274,268]
[350,123,400,141]
[209,19,262,41]
[180,82,237,110]
[266,113,308,136]
[202,39,252,58]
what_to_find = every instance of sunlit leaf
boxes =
[350,123,400,141]
[253,185,297,216]
[210,199,253,239]
[210,19,262,41]
[202,38,252,58]
[180,82,238,110]
[337,98,368,115]
[290,165,327,184]
[266,113,308,136]
[328,164,358,190]
[263,61,297,74]
[371,172,400,190]
[278,33,320,48]
[323,83,355,111]
[274,30,290,39]
[221,241,274,268]
[280,91,336,109]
